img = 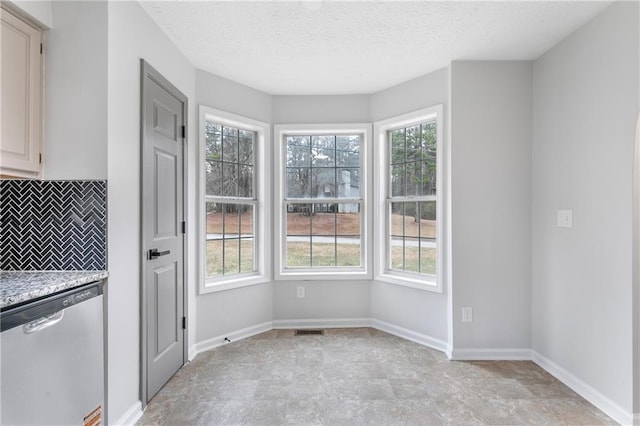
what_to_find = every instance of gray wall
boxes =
[270,94,372,325]
[43,1,107,179]
[370,68,450,344]
[450,61,533,353]
[194,71,274,345]
[271,95,371,124]
[196,69,271,124]
[532,1,639,416]
[370,68,448,122]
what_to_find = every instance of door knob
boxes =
[148,248,170,260]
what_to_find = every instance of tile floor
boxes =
[137,328,616,425]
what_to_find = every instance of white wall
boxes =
[532,2,639,420]
[107,1,195,422]
[43,0,107,180]
[449,61,533,354]
[369,68,450,344]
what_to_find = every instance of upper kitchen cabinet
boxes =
[1,6,43,178]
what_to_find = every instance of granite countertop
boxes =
[0,270,109,309]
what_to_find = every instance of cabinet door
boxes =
[1,8,42,177]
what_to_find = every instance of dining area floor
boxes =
[137,328,615,425]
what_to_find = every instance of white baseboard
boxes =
[193,321,273,356]
[532,351,634,426]
[370,319,448,353]
[272,318,371,329]
[450,347,532,361]
[113,400,143,426]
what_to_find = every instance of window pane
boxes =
[283,132,363,271]
[286,168,311,198]
[419,201,436,238]
[390,202,405,237]
[422,122,437,158]
[406,161,422,197]
[336,209,359,235]
[222,206,238,238]
[311,239,335,267]
[222,126,238,163]
[421,243,436,275]
[311,211,335,236]
[206,202,255,278]
[238,129,254,165]
[391,129,405,164]
[240,238,254,274]
[224,239,240,275]
[287,207,311,235]
[286,238,311,268]
[240,204,254,236]
[312,135,335,167]
[206,239,223,277]
[287,136,310,167]
[390,164,405,197]
[404,238,420,273]
[390,241,404,271]
[206,202,223,234]
[336,135,360,167]
[312,168,335,198]
[205,160,222,196]
[205,122,222,161]
[336,239,360,267]
[239,166,254,198]
[222,163,238,197]
[337,168,360,198]
[406,125,421,162]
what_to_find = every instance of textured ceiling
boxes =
[140,1,611,95]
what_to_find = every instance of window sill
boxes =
[275,269,372,282]
[200,273,270,294]
[374,272,442,293]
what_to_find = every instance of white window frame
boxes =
[274,123,372,281]
[198,105,271,293]
[373,105,444,292]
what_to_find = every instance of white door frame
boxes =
[139,59,188,408]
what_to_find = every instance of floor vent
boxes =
[294,329,325,336]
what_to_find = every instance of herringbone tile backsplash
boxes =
[0,180,107,270]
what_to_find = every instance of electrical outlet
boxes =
[297,286,305,299]
[462,307,473,323]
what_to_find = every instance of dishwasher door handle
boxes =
[23,311,64,334]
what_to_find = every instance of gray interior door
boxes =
[141,60,187,402]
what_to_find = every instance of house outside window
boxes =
[274,124,372,280]
[374,105,444,292]
[199,106,271,293]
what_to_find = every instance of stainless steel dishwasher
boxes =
[0,280,105,425]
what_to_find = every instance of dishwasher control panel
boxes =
[0,281,104,332]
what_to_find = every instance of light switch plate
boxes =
[557,209,573,228]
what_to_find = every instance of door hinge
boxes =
[39,153,42,164]
[181,221,186,234]
[181,125,186,139]
[182,316,186,330]
[40,43,43,54]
